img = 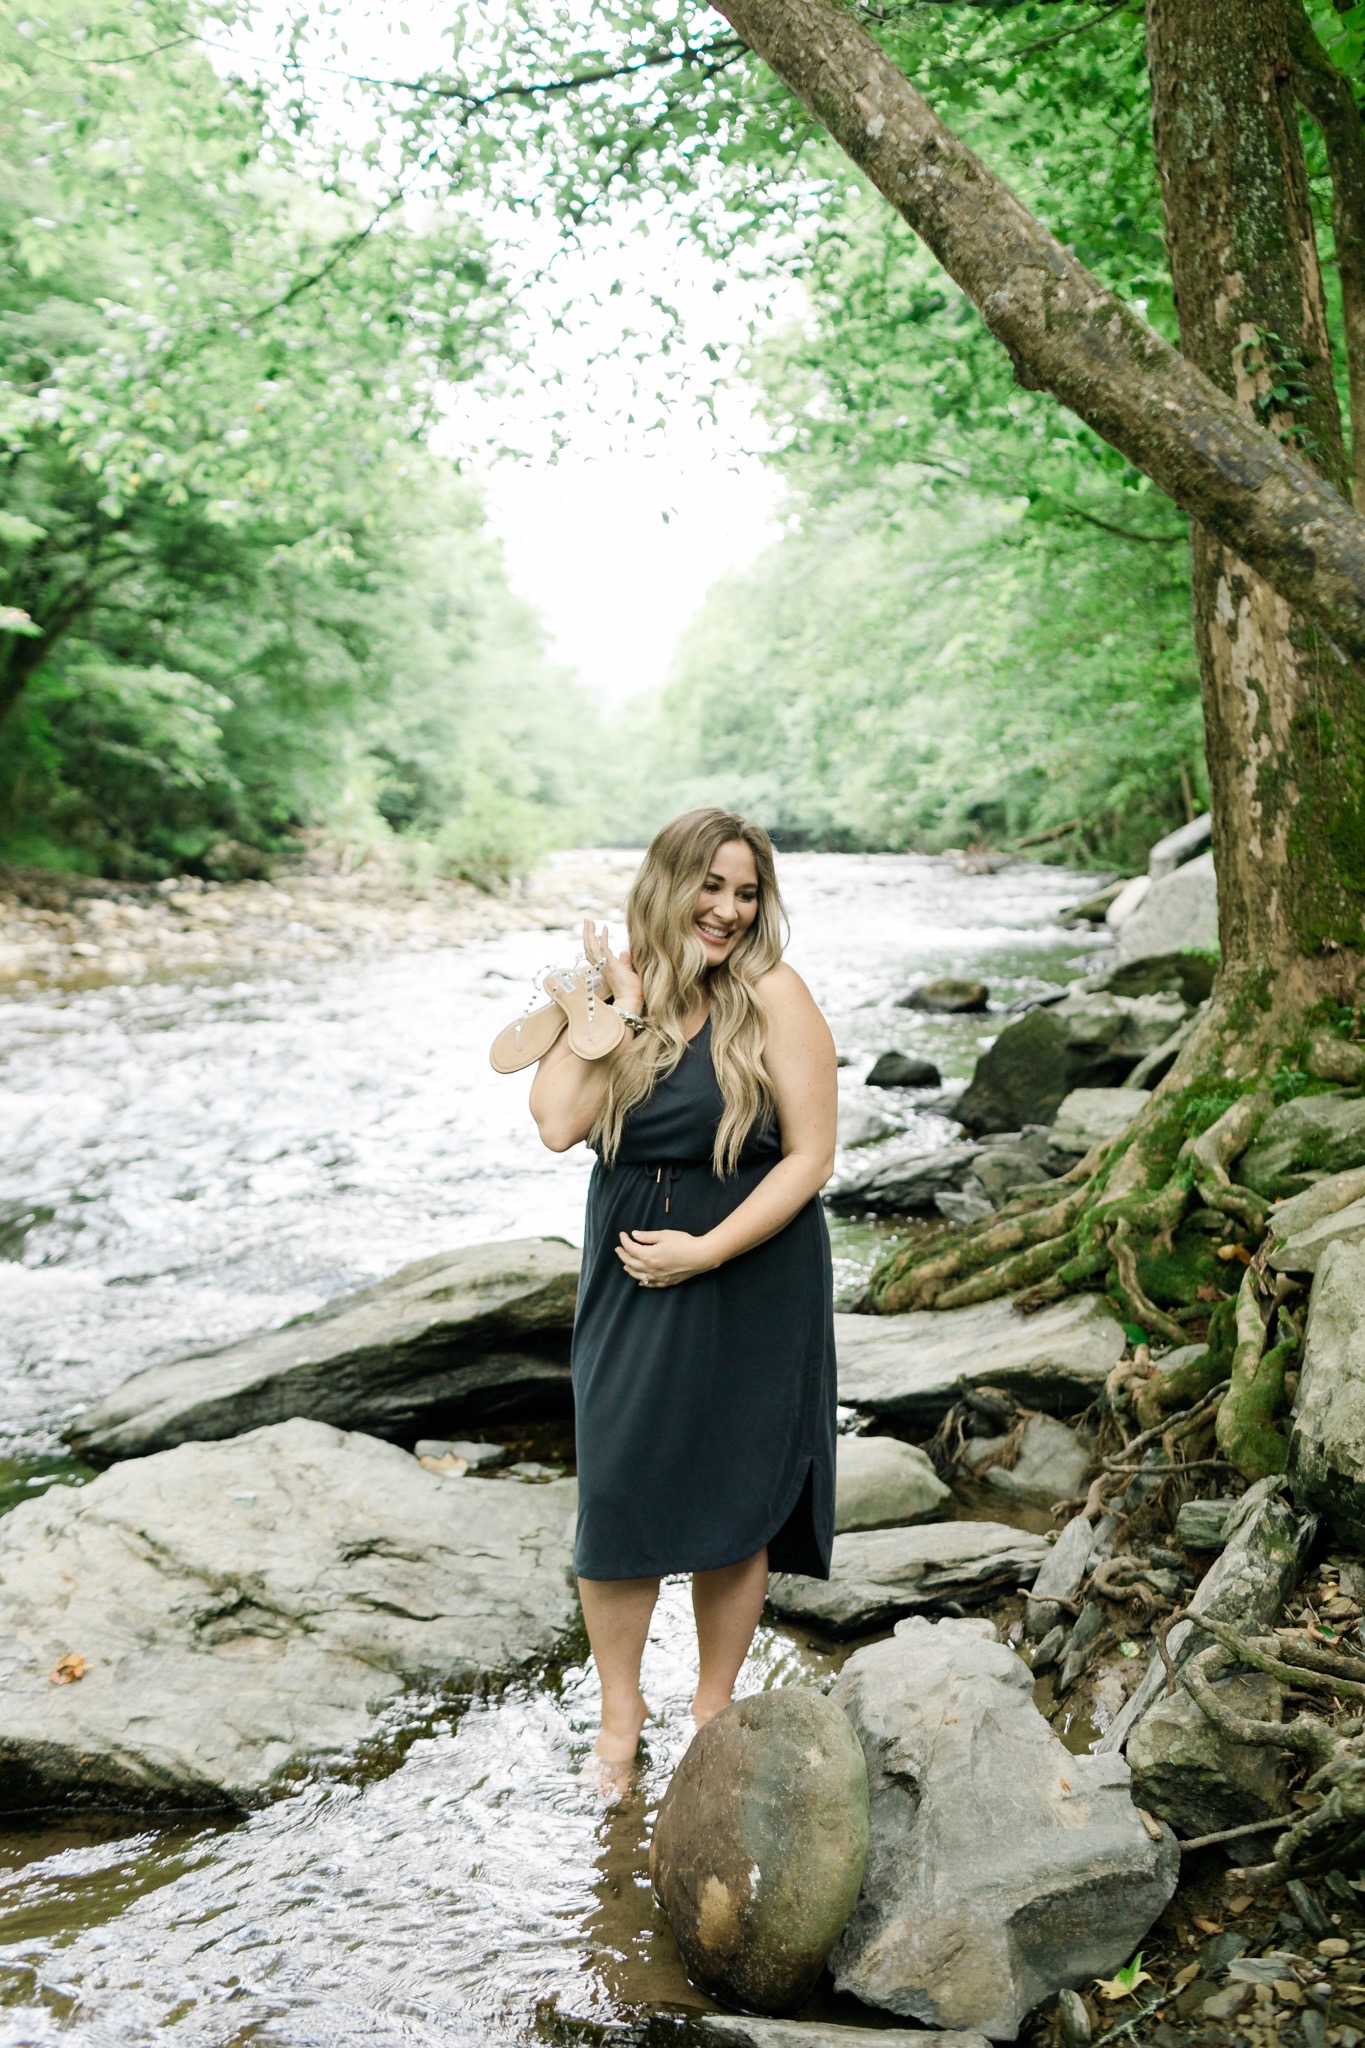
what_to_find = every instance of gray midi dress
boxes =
[570,1016,837,1582]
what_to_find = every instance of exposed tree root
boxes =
[861,981,1365,1480]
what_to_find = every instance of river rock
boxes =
[1025,1512,1100,1639]
[1095,953,1218,1006]
[1147,813,1212,880]
[768,1522,1049,1637]
[969,1145,1054,1206]
[1268,1168,1365,1273]
[1106,875,1151,928]
[898,978,990,1014]
[1097,1476,1315,1755]
[964,1415,1092,1509]
[0,1418,578,1812]
[830,1617,1179,2039]
[835,1295,1125,1427]
[827,1140,982,1217]
[66,1239,581,1464]
[1059,879,1130,927]
[1238,1093,1365,1201]
[703,2023,989,2048]
[866,1052,942,1089]
[1115,851,1219,964]
[649,1689,869,2015]
[956,994,1186,1134]
[1049,1088,1150,1155]
[837,1098,901,1148]
[836,1435,950,1532]
[1288,1240,1365,1546]
[703,2021,989,2048]
[1127,1670,1289,1838]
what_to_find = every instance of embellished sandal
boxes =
[489,967,570,1074]
[546,961,627,1061]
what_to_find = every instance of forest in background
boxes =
[4,0,1355,880]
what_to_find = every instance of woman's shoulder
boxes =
[752,961,821,1017]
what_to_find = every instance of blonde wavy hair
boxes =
[592,808,787,1175]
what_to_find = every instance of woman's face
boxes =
[693,839,760,968]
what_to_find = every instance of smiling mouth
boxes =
[696,921,733,944]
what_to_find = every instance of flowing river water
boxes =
[0,851,1107,2048]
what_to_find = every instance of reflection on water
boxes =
[0,850,1106,2045]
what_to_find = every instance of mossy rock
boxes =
[1098,952,1217,1007]
[1239,1092,1365,1200]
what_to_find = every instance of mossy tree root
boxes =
[1214,1264,1292,1479]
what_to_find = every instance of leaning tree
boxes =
[687,0,1365,1477]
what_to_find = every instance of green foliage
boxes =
[0,0,598,879]
[640,492,1202,863]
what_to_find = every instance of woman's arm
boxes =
[614,963,837,1288]
[528,921,642,1152]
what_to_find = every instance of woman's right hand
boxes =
[584,920,644,1018]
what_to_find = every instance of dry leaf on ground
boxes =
[49,1653,88,1684]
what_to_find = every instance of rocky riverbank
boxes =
[0,844,640,992]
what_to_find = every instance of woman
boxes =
[528,808,838,1782]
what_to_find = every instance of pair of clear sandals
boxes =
[488,959,644,1073]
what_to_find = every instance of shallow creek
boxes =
[0,852,1106,2047]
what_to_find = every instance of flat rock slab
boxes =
[830,1617,1179,2040]
[0,1418,578,1812]
[827,1141,982,1217]
[703,2021,990,2048]
[836,1435,950,1532]
[67,1238,581,1463]
[835,1295,1125,1427]
[768,1522,1049,1637]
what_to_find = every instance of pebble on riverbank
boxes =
[0,844,642,992]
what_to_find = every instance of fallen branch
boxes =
[1177,1813,1299,1852]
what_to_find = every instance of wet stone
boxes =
[866,1052,942,1089]
[649,1688,869,2017]
[768,1522,1049,1638]
[0,1418,579,1811]
[835,1435,950,1532]
[897,977,990,1014]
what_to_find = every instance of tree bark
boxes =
[1285,1,1365,509]
[706,0,1365,662]
[1148,0,1365,984]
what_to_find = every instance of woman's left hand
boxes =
[616,1229,716,1289]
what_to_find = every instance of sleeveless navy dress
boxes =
[571,1017,836,1582]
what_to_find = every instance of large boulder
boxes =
[835,1295,1125,1427]
[1098,1476,1316,1755]
[827,1142,983,1218]
[66,1239,581,1464]
[1238,1093,1365,1200]
[836,1436,950,1532]
[956,994,1186,1134]
[1128,1671,1289,1838]
[1115,851,1218,964]
[830,1617,1179,2040]
[768,1522,1049,1637]
[0,1418,578,1812]
[1147,813,1212,880]
[649,1689,869,2015]
[1288,1240,1365,1546]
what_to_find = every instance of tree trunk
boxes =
[1148,0,1365,1024]
[706,0,1365,661]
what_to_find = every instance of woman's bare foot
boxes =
[690,1689,731,1734]
[583,1691,648,1801]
